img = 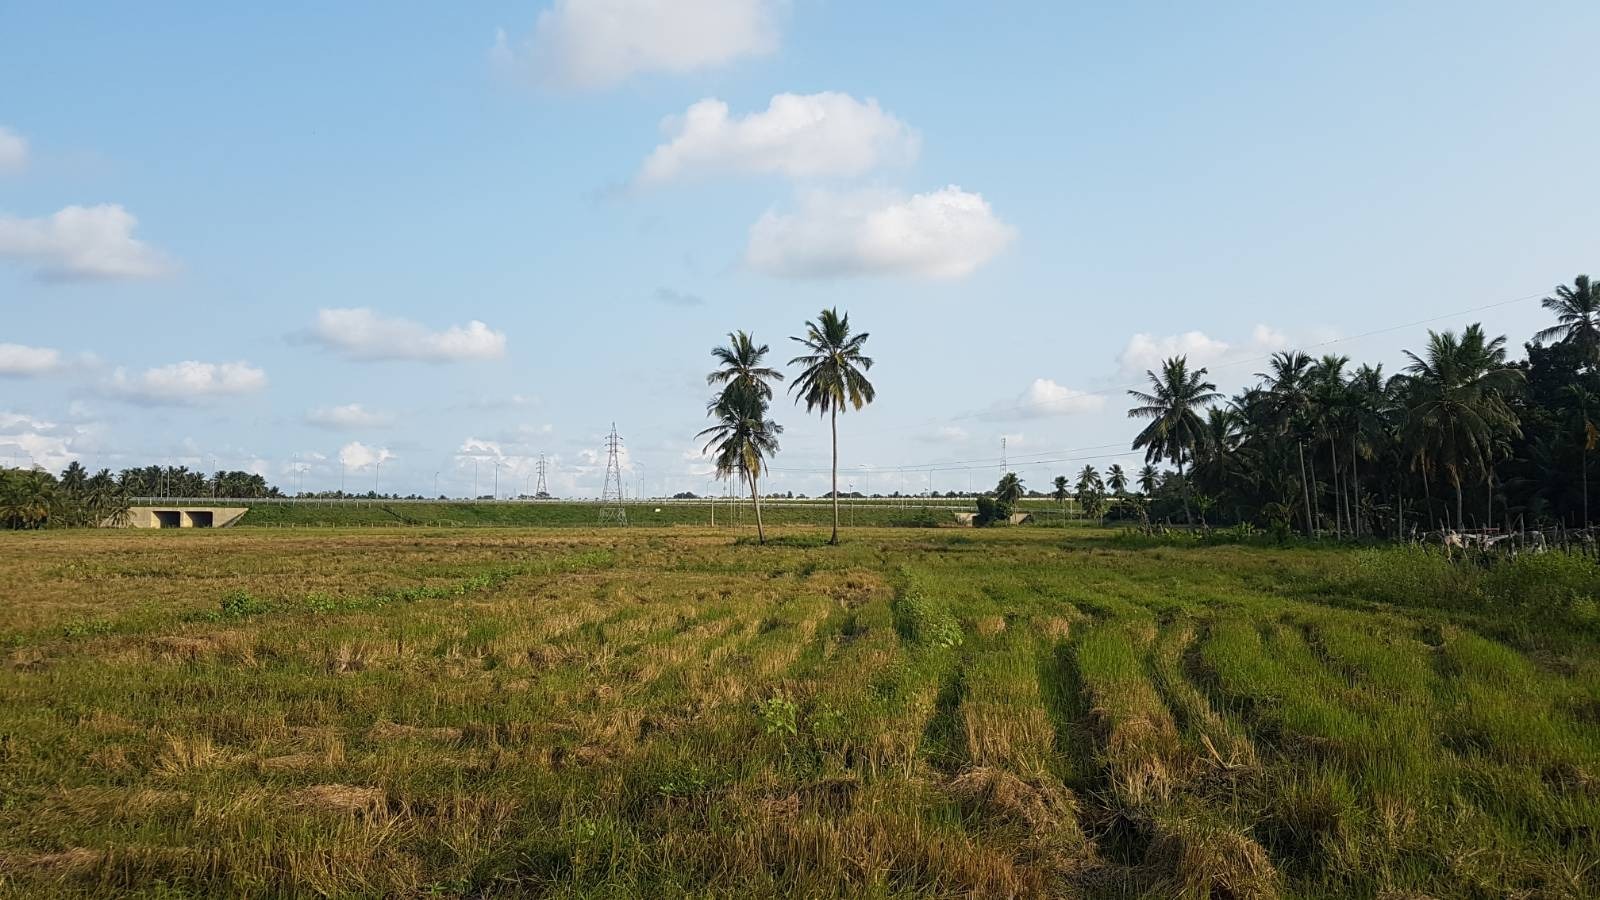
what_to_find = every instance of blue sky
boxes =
[3,1,1597,497]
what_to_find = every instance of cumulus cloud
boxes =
[338,441,394,471]
[306,403,393,430]
[1019,379,1106,416]
[107,361,267,406]
[746,186,1015,280]
[494,0,780,89]
[1116,324,1339,377]
[639,93,919,184]
[305,308,507,363]
[1117,331,1233,376]
[0,204,172,280]
[0,343,62,377]
[0,127,26,174]
[0,411,98,472]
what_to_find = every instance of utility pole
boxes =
[1001,437,1008,475]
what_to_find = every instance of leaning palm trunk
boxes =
[748,469,766,545]
[1297,442,1313,537]
[1450,466,1464,533]
[1350,436,1361,538]
[1329,439,1342,539]
[829,407,839,545]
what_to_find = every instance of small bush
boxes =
[217,589,274,619]
[756,692,799,739]
[974,496,1011,527]
[895,592,963,649]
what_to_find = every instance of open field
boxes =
[2,527,1598,898]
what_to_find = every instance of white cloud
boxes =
[306,308,507,363]
[338,441,394,471]
[1019,379,1106,416]
[494,0,780,89]
[746,186,1016,280]
[914,425,970,444]
[0,127,26,174]
[639,93,919,184]
[0,343,62,377]
[107,361,267,406]
[1117,331,1233,376]
[0,411,99,472]
[1116,323,1340,377]
[0,204,171,280]
[306,403,393,429]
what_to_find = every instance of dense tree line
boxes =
[1,464,131,529]
[1111,274,1598,536]
[0,463,281,529]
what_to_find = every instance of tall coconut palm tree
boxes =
[1137,464,1160,495]
[1051,475,1069,519]
[1402,324,1523,530]
[1127,357,1220,525]
[789,308,875,545]
[1535,275,1600,367]
[698,383,783,544]
[707,331,784,400]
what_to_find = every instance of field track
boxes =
[2,526,1597,898]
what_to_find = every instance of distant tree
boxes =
[789,308,875,545]
[1536,274,1600,368]
[1128,357,1220,525]
[699,383,783,544]
[1402,324,1523,529]
[1051,475,1069,516]
[1137,464,1160,495]
[1107,464,1129,498]
[995,472,1024,508]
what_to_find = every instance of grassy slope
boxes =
[0,527,1596,898]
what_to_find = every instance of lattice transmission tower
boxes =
[534,453,549,499]
[598,424,627,525]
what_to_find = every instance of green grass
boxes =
[1,527,1597,897]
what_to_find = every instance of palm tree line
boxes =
[700,308,875,544]
[1119,274,1599,535]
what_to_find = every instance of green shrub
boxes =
[886,509,951,528]
[217,589,274,619]
[894,592,963,649]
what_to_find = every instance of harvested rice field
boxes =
[1,526,1598,898]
